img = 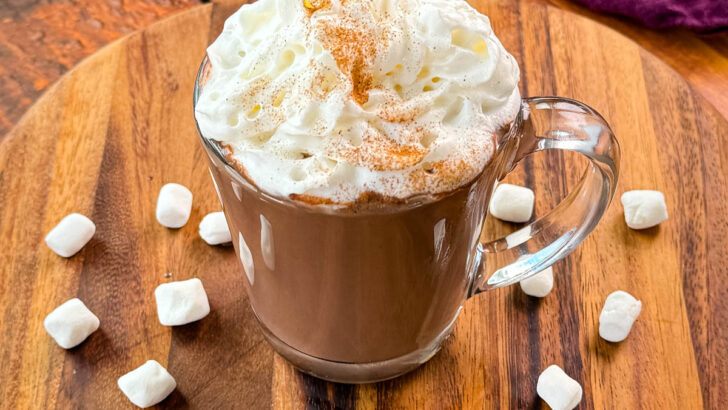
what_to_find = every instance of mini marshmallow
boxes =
[537,364,583,410]
[599,290,642,342]
[45,213,96,257]
[489,183,534,223]
[154,278,210,326]
[621,190,668,229]
[198,211,231,245]
[44,298,100,349]
[505,225,532,248]
[520,266,554,297]
[118,360,176,408]
[156,183,193,228]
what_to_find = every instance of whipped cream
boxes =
[195,0,521,204]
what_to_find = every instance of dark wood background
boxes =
[0,0,727,408]
[1,0,727,138]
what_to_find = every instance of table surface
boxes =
[1,0,727,408]
[0,0,726,139]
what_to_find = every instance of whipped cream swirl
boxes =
[195,0,521,204]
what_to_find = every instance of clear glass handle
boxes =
[469,97,620,294]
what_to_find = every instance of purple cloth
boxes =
[574,0,728,33]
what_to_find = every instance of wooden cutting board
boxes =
[1,0,726,408]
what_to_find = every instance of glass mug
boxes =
[194,58,619,383]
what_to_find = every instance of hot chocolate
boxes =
[194,0,523,381]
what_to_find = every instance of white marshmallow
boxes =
[489,183,535,223]
[599,290,642,342]
[198,212,231,245]
[505,225,532,249]
[45,213,96,257]
[537,364,583,410]
[621,190,668,229]
[118,360,176,408]
[156,183,193,228]
[520,266,554,297]
[44,298,100,349]
[154,278,210,326]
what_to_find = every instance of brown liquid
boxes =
[206,147,503,363]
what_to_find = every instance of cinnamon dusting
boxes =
[315,4,378,105]
[377,95,430,123]
[332,130,428,171]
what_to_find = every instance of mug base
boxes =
[255,309,461,384]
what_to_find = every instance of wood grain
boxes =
[0,0,204,135]
[542,0,728,121]
[0,0,726,408]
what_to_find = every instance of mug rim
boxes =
[192,56,521,215]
